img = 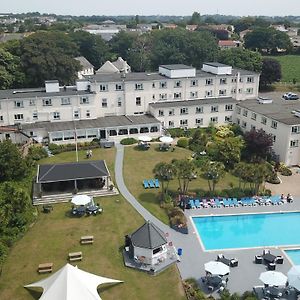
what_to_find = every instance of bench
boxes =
[68,251,82,262]
[80,235,94,245]
[38,262,53,274]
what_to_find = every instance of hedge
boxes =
[120,138,137,145]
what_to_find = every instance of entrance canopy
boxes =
[25,263,123,300]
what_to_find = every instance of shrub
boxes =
[120,138,137,145]
[27,146,48,160]
[48,142,99,154]
[168,207,187,228]
[266,172,281,184]
[280,167,292,176]
[177,137,189,148]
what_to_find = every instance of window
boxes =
[14,114,23,120]
[251,112,257,120]
[239,77,243,83]
[136,97,141,106]
[236,118,240,125]
[291,126,300,134]
[53,112,60,120]
[61,97,70,105]
[190,91,198,98]
[0,116,3,122]
[29,99,35,106]
[158,110,164,116]
[152,82,156,88]
[205,90,213,97]
[246,88,253,94]
[231,88,236,94]
[80,96,89,104]
[118,128,128,135]
[159,93,167,100]
[211,105,218,113]
[195,118,203,125]
[115,83,123,91]
[236,107,241,114]
[180,107,188,115]
[174,92,181,99]
[206,78,213,85]
[168,109,174,116]
[74,110,79,119]
[273,135,276,143]
[174,80,181,88]
[150,126,158,132]
[220,78,227,85]
[32,112,38,120]
[159,81,167,88]
[191,79,198,87]
[210,116,218,123]
[117,97,122,107]
[100,84,108,91]
[251,125,256,130]
[290,140,299,148]
[135,83,143,90]
[225,116,232,123]
[231,77,237,83]
[102,98,107,108]
[247,76,254,83]
[109,129,117,136]
[169,121,174,127]
[261,117,267,125]
[196,106,203,114]
[241,121,247,128]
[271,120,278,129]
[243,109,248,117]
[43,98,52,106]
[219,89,227,96]
[86,110,91,118]
[14,100,24,108]
[225,104,233,111]
[180,119,188,126]
[140,127,149,133]
[128,128,137,134]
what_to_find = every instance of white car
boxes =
[283,92,299,100]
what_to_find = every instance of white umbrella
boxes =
[159,136,174,144]
[71,195,92,206]
[204,261,230,276]
[259,271,287,286]
[138,136,152,142]
[288,265,300,290]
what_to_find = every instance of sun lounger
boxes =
[227,198,234,207]
[210,199,216,208]
[148,179,155,188]
[189,199,196,209]
[202,199,209,208]
[223,198,230,207]
[270,196,281,205]
[194,199,201,208]
[143,180,149,188]
[154,178,160,188]
[214,199,222,208]
[232,198,239,207]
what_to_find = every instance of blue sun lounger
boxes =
[227,198,235,207]
[223,198,230,207]
[148,179,155,188]
[154,178,160,188]
[189,199,196,209]
[232,198,239,207]
[214,199,222,208]
[143,180,149,188]
[194,199,201,208]
[270,195,282,205]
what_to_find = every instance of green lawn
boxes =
[123,145,242,224]
[0,149,185,300]
[269,55,300,83]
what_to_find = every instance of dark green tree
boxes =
[110,31,137,60]
[202,161,225,193]
[260,58,282,87]
[189,12,201,25]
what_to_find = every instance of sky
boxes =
[1,0,300,17]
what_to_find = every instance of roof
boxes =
[203,62,231,68]
[237,92,300,125]
[160,64,193,70]
[218,40,236,46]
[22,114,160,132]
[37,160,109,183]
[129,221,167,249]
[150,97,236,109]
[75,57,94,70]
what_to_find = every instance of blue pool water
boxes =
[285,250,300,265]
[193,212,300,250]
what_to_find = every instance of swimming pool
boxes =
[285,249,300,265]
[192,212,300,250]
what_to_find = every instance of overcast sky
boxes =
[1,0,300,17]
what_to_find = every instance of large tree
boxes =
[201,161,225,193]
[109,31,137,60]
[260,58,282,88]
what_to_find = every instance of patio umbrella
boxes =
[71,195,92,206]
[259,271,287,286]
[204,261,230,276]
[159,136,174,144]
[288,265,300,291]
[138,136,152,142]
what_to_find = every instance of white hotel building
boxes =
[0,62,299,166]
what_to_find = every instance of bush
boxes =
[280,166,292,176]
[177,137,189,148]
[120,138,137,145]
[168,207,187,228]
[167,128,185,137]
[48,141,100,154]
[266,172,281,184]
[27,146,48,160]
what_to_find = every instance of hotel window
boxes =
[43,98,52,106]
[219,89,227,96]
[158,110,164,116]
[195,118,203,125]
[115,83,123,91]
[14,113,23,120]
[205,90,213,97]
[261,117,267,125]
[246,88,253,94]
[225,116,232,123]
[238,88,242,93]
[80,96,89,104]
[29,99,35,106]
[169,121,174,127]
[61,97,71,105]
[225,104,233,111]
[191,79,198,87]
[239,77,243,83]
[74,110,79,119]
[53,112,60,120]
[291,126,300,134]
[159,93,167,100]
[190,91,198,98]
[211,105,218,113]
[180,119,188,126]
[32,112,38,120]
[231,88,236,94]
[205,78,213,85]
[231,77,237,83]
[117,97,122,107]
[109,130,117,136]
[196,106,203,114]
[180,107,188,115]
[152,82,156,88]
[174,80,181,88]
[241,121,247,128]
[243,109,248,117]
[152,94,155,100]
[271,120,278,129]
[236,107,241,114]
[251,112,257,120]
[220,78,227,85]
[0,116,3,122]
[169,109,174,116]
[273,135,276,143]
[236,118,240,125]
[86,110,91,118]
[247,76,254,83]
[14,100,24,108]
[290,140,299,148]
[210,116,218,123]
[102,98,107,108]
[174,92,181,99]
[99,84,108,91]
[251,125,256,130]
[159,81,167,88]
[135,83,143,90]
[136,97,141,106]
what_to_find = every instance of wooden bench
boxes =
[68,251,82,262]
[38,262,53,274]
[80,235,94,245]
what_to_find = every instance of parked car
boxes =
[282,92,299,100]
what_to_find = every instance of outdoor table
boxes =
[87,205,101,214]
[266,286,281,297]
[207,276,222,287]
[263,253,277,263]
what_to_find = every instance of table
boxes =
[263,253,276,263]
[69,251,82,262]
[265,287,282,298]
[38,262,53,274]
[80,235,94,245]
[207,276,222,287]
[86,205,100,214]
[72,206,86,216]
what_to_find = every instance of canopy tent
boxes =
[159,136,174,144]
[138,136,152,142]
[259,271,287,287]
[25,263,123,300]
[204,261,230,276]
[71,195,92,206]
[288,265,300,290]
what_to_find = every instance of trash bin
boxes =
[177,248,183,256]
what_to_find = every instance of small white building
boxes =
[74,57,94,79]
[96,57,131,74]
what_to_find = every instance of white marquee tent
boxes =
[25,263,123,300]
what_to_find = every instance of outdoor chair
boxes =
[143,180,149,189]
[263,249,270,255]
[255,255,263,264]
[268,263,276,270]
[275,256,284,264]
[154,179,160,188]
[194,199,201,208]
[230,259,238,267]
[148,179,155,188]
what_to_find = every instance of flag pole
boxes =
[74,121,78,162]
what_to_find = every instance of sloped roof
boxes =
[96,61,120,74]
[37,160,109,183]
[130,221,167,249]
[75,56,94,70]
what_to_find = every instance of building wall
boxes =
[133,245,168,265]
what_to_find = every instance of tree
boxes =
[189,129,208,154]
[217,48,262,73]
[232,162,248,188]
[110,31,137,60]
[243,128,274,162]
[260,58,282,88]
[202,161,225,193]
[0,140,27,182]
[189,12,201,25]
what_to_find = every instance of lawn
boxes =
[0,149,185,300]
[123,145,241,224]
